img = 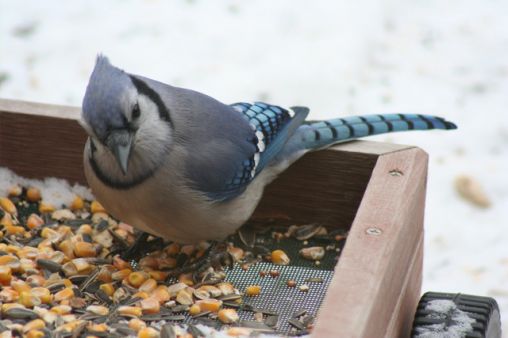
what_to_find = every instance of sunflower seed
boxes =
[36,258,62,273]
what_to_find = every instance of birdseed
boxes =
[0,175,348,337]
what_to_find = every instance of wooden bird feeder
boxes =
[0,98,500,338]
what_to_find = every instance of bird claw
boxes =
[165,242,235,284]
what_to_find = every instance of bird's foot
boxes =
[120,232,164,261]
[165,242,235,283]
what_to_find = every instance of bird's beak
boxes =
[105,129,133,175]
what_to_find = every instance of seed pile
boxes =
[0,182,347,337]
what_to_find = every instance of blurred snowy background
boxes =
[1,0,507,334]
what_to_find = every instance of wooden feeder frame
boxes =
[0,98,427,338]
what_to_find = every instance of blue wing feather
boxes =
[205,102,308,202]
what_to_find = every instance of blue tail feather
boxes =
[299,113,457,150]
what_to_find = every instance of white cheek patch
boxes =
[137,95,159,123]
[288,108,296,118]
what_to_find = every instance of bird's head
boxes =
[81,55,173,180]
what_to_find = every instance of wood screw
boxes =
[365,227,383,236]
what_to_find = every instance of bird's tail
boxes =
[298,113,457,150]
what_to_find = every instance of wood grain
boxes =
[312,147,428,338]
[0,110,88,184]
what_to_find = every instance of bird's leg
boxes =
[165,242,234,283]
[121,232,164,261]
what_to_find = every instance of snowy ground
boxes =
[1,0,507,335]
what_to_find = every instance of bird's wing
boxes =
[188,102,308,202]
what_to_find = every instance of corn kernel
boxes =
[129,318,147,332]
[26,213,44,229]
[57,239,74,259]
[23,319,45,332]
[77,223,93,235]
[195,299,222,313]
[62,262,78,277]
[12,280,31,293]
[140,297,160,314]
[70,196,84,210]
[72,258,92,273]
[128,271,147,288]
[0,213,13,227]
[86,305,109,316]
[176,289,193,305]
[2,302,25,313]
[139,278,157,293]
[226,328,252,337]
[18,291,41,308]
[137,327,159,338]
[165,243,180,256]
[31,287,52,304]
[88,323,108,332]
[99,283,115,296]
[0,255,19,267]
[26,187,41,202]
[148,270,168,282]
[132,291,149,299]
[0,287,18,302]
[118,305,142,317]
[152,285,170,303]
[97,265,115,283]
[271,249,290,265]
[55,320,83,332]
[51,304,72,315]
[26,330,45,338]
[138,256,158,269]
[91,200,106,214]
[5,225,25,236]
[245,285,261,297]
[113,256,132,270]
[189,304,201,316]
[157,257,177,270]
[74,242,97,258]
[217,282,235,296]
[0,197,17,215]
[26,275,46,287]
[218,308,239,324]
[178,273,194,286]
[38,201,55,213]
[227,246,244,261]
[8,185,22,197]
[54,288,74,302]
[112,268,132,281]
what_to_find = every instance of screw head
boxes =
[389,169,404,177]
[365,227,383,236]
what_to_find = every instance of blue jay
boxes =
[81,56,456,244]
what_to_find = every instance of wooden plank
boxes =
[0,98,80,119]
[312,147,428,338]
[0,110,87,184]
[385,233,423,337]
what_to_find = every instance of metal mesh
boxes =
[186,229,343,335]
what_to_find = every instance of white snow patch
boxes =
[0,167,93,207]
[414,300,476,338]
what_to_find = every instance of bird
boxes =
[81,55,456,245]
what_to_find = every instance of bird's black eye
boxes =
[132,103,140,119]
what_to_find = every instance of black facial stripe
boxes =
[129,75,173,128]
[89,150,158,190]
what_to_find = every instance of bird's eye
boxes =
[132,103,140,119]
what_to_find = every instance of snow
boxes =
[1,0,507,336]
[414,300,476,338]
[0,167,93,208]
